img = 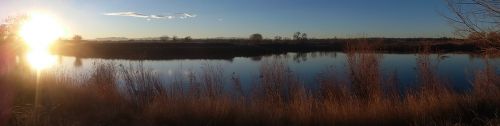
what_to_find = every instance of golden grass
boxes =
[2,44,500,125]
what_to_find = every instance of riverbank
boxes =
[4,48,499,125]
[52,38,480,60]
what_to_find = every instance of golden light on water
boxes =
[19,12,66,70]
[26,51,57,70]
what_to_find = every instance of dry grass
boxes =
[1,44,500,125]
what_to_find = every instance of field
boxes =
[1,0,499,125]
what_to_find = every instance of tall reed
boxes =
[3,49,500,125]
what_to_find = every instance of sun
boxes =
[19,12,65,51]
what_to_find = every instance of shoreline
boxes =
[51,39,481,60]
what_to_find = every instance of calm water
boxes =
[53,52,500,92]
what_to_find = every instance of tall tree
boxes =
[444,0,500,49]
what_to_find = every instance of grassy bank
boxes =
[51,38,479,60]
[1,44,499,125]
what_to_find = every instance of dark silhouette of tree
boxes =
[72,35,82,42]
[172,36,178,42]
[444,0,499,49]
[160,36,169,41]
[274,36,282,41]
[293,32,301,40]
[293,32,308,42]
[250,33,263,41]
[184,36,192,42]
[301,33,308,40]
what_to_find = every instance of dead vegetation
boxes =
[1,44,499,125]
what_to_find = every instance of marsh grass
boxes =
[3,44,500,125]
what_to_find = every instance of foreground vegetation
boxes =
[0,44,498,126]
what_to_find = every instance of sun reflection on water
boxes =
[25,49,57,70]
[18,12,66,70]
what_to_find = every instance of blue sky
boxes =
[0,0,455,39]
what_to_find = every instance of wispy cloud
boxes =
[176,13,197,19]
[104,12,149,18]
[104,12,196,20]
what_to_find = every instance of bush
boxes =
[250,33,263,41]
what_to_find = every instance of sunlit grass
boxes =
[3,44,500,125]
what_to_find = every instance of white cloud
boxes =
[176,13,197,19]
[104,12,149,18]
[104,12,197,20]
[150,15,165,19]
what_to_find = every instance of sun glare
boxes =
[19,12,64,50]
[19,12,65,70]
[26,50,57,70]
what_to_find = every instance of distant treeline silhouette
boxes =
[52,38,481,60]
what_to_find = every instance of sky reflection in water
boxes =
[54,52,500,92]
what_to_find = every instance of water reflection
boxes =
[25,49,56,70]
[74,57,82,67]
[15,51,500,93]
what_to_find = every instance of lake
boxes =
[47,51,500,92]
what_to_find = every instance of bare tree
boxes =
[444,0,500,49]
[293,32,302,40]
[301,33,308,40]
[292,32,308,42]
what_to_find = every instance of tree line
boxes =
[250,32,308,42]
